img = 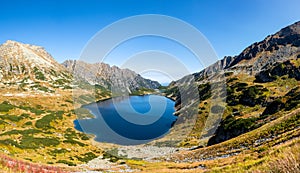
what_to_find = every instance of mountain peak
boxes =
[229,21,300,72]
[0,40,60,68]
[3,40,44,51]
[0,40,67,83]
[4,40,20,45]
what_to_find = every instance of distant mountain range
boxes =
[62,60,160,93]
[0,40,160,94]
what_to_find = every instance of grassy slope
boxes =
[0,82,113,170]
[173,65,299,147]
[0,79,161,171]
[132,59,300,172]
[0,60,299,172]
[124,106,300,173]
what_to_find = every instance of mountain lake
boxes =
[74,95,177,145]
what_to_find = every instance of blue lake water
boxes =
[74,95,177,145]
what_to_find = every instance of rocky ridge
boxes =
[195,21,300,79]
[62,60,161,93]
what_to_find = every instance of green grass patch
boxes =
[56,160,76,166]
[0,114,24,122]
[0,101,15,112]
[64,128,78,139]
[48,148,69,156]
[35,111,64,129]
[63,139,86,147]
[19,105,45,115]
[35,114,56,129]
[75,152,97,163]
[33,67,46,80]
[0,129,41,136]
[19,136,60,149]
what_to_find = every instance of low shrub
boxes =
[0,101,15,112]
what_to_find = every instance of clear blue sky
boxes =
[1,0,300,82]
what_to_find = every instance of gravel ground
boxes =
[117,145,184,161]
[74,145,186,172]
[75,156,134,173]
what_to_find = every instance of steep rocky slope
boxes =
[62,60,161,94]
[0,40,69,79]
[0,40,73,93]
[0,40,64,73]
[166,21,300,147]
[195,21,300,78]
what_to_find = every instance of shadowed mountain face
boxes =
[62,60,161,93]
[195,21,300,78]
[167,21,300,147]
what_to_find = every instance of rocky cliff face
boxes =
[62,60,161,93]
